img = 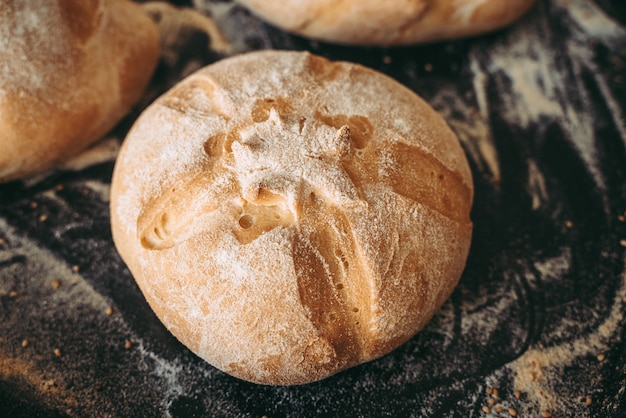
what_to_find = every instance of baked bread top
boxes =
[237,0,536,45]
[110,50,473,385]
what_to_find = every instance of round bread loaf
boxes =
[110,50,473,385]
[0,0,159,183]
[237,0,536,45]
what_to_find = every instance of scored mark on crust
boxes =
[384,140,472,224]
[314,111,373,151]
[137,152,235,250]
[159,76,233,120]
[293,205,372,367]
[137,119,242,250]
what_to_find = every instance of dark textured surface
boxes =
[1,0,625,417]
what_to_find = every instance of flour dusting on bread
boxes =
[111,50,473,385]
[0,0,159,182]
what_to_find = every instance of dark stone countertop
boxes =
[1,1,625,417]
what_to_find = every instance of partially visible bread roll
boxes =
[0,0,160,182]
[110,50,473,385]
[237,0,536,45]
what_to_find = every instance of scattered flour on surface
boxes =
[467,0,626,192]
[508,264,625,412]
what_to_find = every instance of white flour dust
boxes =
[468,0,626,192]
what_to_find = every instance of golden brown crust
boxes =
[0,0,160,182]
[236,0,536,45]
[110,50,473,385]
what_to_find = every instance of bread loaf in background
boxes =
[0,0,160,183]
[237,0,536,46]
[110,50,473,385]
